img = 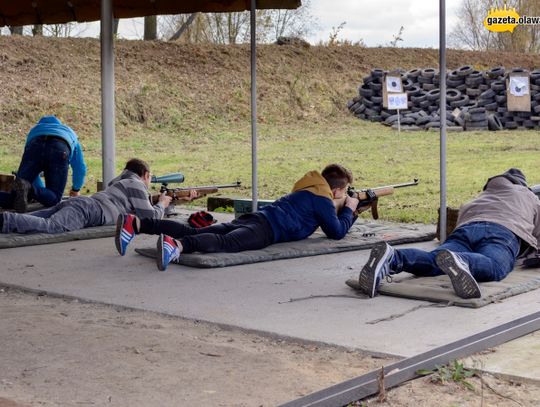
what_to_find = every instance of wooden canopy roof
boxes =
[0,0,301,27]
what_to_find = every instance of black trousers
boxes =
[139,213,274,253]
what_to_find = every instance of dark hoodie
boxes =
[259,171,355,243]
[91,169,165,224]
[457,169,540,251]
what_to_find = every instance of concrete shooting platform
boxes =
[1,211,539,383]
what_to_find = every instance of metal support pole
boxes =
[100,0,116,186]
[439,0,447,242]
[250,0,258,212]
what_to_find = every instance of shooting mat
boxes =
[345,267,540,308]
[0,212,189,249]
[135,219,436,268]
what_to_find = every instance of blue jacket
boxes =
[259,171,356,243]
[26,116,87,191]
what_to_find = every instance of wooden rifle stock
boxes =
[151,181,241,204]
[347,179,419,219]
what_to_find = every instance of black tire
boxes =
[407,85,423,96]
[384,114,401,125]
[467,119,489,127]
[359,85,373,98]
[416,116,432,126]
[469,112,487,122]
[490,81,506,92]
[533,104,540,114]
[495,94,507,103]
[450,95,470,108]
[419,99,431,108]
[456,65,473,77]
[402,78,414,90]
[487,114,504,131]
[445,89,461,101]
[411,93,427,104]
[465,76,483,87]
[476,98,495,107]
[468,107,486,114]
[422,83,436,91]
[523,120,535,128]
[480,89,496,99]
[421,68,437,78]
[426,89,441,101]
[504,121,518,129]
[447,79,464,88]
[417,75,433,84]
[484,102,498,111]
[371,68,385,78]
[369,82,382,92]
[353,104,366,114]
[487,66,504,78]
[371,96,383,104]
[466,88,482,97]
[406,68,422,78]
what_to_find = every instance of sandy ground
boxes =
[0,287,538,407]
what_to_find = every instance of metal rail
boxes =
[279,311,540,407]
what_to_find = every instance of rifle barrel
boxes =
[372,178,419,191]
[174,181,241,191]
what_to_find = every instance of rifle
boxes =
[347,179,419,219]
[151,181,242,204]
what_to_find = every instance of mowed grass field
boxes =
[2,117,539,224]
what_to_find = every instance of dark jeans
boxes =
[140,213,275,253]
[392,221,521,282]
[0,137,70,208]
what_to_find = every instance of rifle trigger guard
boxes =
[365,189,377,203]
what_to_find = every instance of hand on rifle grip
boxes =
[345,194,360,212]
[158,192,172,208]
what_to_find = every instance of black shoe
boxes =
[358,241,395,298]
[13,178,31,213]
[436,250,481,299]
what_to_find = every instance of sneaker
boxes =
[436,250,481,299]
[156,234,181,271]
[13,177,31,213]
[358,241,395,298]
[115,214,137,256]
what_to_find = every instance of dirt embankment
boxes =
[1,36,540,141]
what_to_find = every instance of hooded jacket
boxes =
[91,169,165,224]
[457,170,540,251]
[26,116,87,191]
[259,171,355,243]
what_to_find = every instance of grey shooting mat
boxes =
[0,211,189,249]
[345,267,540,308]
[135,219,436,268]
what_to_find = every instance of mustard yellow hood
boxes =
[292,171,333,200]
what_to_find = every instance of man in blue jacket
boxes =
[114,163,362,271]
[0,116,87,212]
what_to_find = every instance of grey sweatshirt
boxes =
[457,177,540,250]
[91,170,165,224]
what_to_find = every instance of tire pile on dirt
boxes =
[347,66,540,131]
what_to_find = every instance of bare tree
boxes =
[450,0,540,52]
[32,25,43,36]
[144,16,158,40]
[161,1,318,44]
[9,26,23,35]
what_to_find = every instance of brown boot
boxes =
[13,177,31,213]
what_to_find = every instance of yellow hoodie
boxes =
[292,171,333,200]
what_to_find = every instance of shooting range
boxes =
[1,0,540,405]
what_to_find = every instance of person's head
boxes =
[322,164,353,198]
[125,158,151,186]
[483,168,527,190]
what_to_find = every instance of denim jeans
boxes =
[392,221,521,282]
[1,197,104,234]
[0,137,70,208]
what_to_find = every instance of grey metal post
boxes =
[439,0,447,242]
[100,0,116,186]
[250,0,258,212]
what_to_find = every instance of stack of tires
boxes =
[347,66,540,131]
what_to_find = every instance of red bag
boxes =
[188,211,217,228]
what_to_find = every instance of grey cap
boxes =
[483,168,527,190]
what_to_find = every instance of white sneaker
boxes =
[436,250,481,299]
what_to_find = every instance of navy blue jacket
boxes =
[259,171,356,243]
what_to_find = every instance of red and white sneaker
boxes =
[115,214,137,256]
[156,234,181,271]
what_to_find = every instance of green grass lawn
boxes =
[2,117,540,224]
